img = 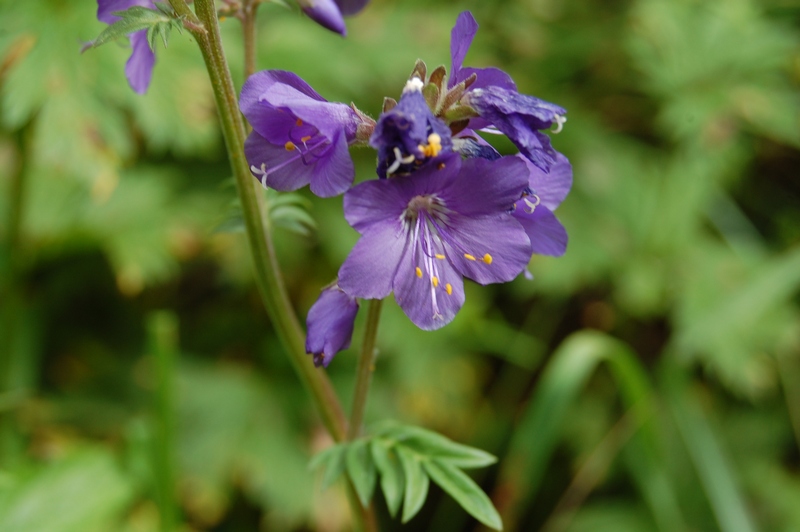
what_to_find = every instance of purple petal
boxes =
[301,0,347,35]
[125,31,155,94]
[241,70,326,118]
[450,11,478,85]
[343,174,419,233]
[335,0,369,15]
[338,222,408,300]
[393,240,465,331]
[97,0,153,24]
[440,156,528,217]
[244,131,314,191]
[459,66,517,92]
[523,153,572,210]
[305,286,359,368]
[514,206,567,257]
[261,83,358,140]
[444,214,531,285]
[309,130,354,197]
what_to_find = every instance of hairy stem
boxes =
[241,1,258,78]
[184,0,347,442]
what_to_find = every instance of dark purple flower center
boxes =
[400,194,494,322]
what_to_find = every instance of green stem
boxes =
[241,1,257,79]
[347,299,383,441]
[148,312,180,532]
[182,0,347,442]
[344,299,383,532]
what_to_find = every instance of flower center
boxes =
[250,121,331,188]
[400,194,493,322]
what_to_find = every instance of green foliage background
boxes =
[1,0,799,530]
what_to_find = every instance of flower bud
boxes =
[305,285,359,368]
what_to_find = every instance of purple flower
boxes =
[511,153,571,257]
[241,70,363,197]
[306,285,359,367]
[370,78,453,179]
[97,0,156,94]
[337,154,531,330]
[463,87,566,172]
[449,11,567,172]
[298,0,369,36]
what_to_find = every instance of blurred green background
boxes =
[1,0,800,530]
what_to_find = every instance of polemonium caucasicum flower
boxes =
[306,285,359,367]
[370,78,453,179]
[511,153,571,257]
[241,70,370,197]
[97,0,156,94]
[297,0,369,36]
[337,154,531,330]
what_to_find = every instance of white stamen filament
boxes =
[552,115,567,134]
[524,194,541,214]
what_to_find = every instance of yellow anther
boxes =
[418,133,443,158]
[300,135,312,142]
[464,254,476,261]
[432,277,439,287]
[219,16,227,22]
[284,141,296,151]
[415,267,423,278]
[483,254,493,264]
[435,254,445,260]
[445,283,453,295]
[296,118,303,126]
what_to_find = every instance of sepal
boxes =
[84,4,181,52]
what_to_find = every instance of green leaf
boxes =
[85,6,175,51]
[309,444,347,491]
[370,439,405,518]
[396,445,429,523]
[345,439,377,507]
[499,331,683,531]
[423,459,503,530]
[380,423,497,469]
[663,363,758,532]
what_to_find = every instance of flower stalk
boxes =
[348,299,383,440]
[175,0,347,442]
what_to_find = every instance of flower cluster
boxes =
[240,11,572,367]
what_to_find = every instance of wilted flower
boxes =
[306,285,359,367]
[241,70,371,197]
[298,0,369,36]
[448,11,567,172]
[97,0,156,94]
[463,87,567,172]
[337,154,531,330]
[370,78,453,178]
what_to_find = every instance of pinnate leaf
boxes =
[346,439,377,507]
[424,460,503,530]
[396,445,429,523]
[380,423,497,468]
[370,439,405,518]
